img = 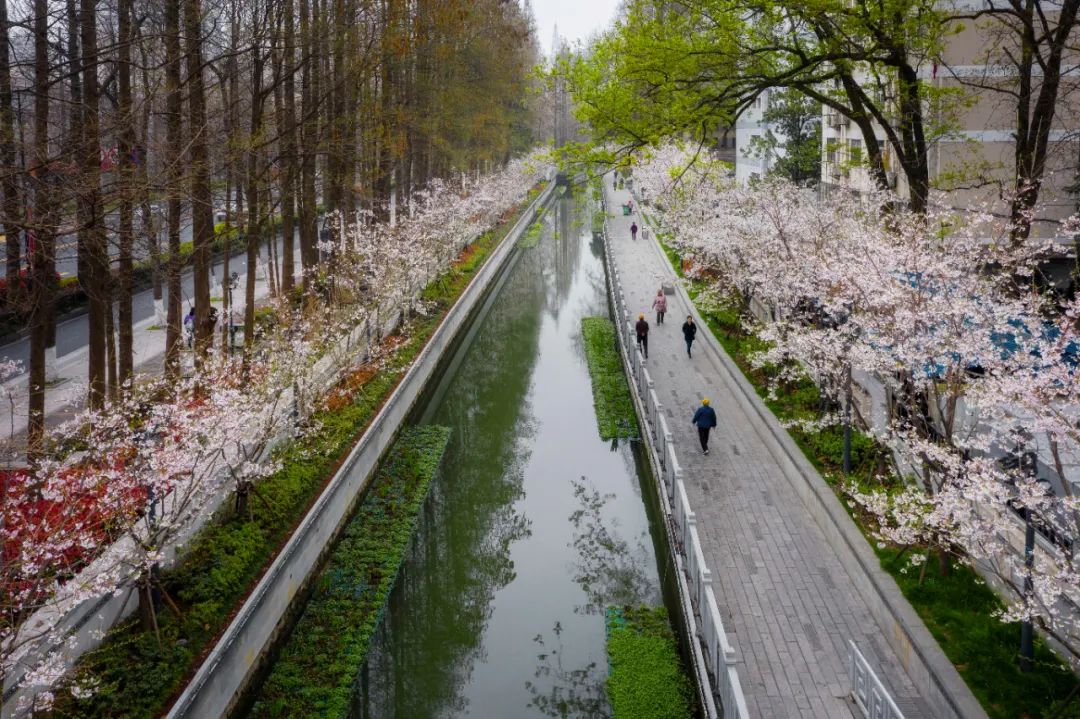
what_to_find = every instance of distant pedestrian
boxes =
[682,315,697,358]
[184,306,196,348]
[630,221,638,241]
[692,398,718,455]
[635,313,649,359]
[627,198,634,213]
[652,289,667,324]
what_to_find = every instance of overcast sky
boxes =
[533,0,621,57]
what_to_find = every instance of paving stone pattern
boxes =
[605,176,927,718]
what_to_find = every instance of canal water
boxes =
[329,190,674,717]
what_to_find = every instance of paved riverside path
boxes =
[604,176,928,717]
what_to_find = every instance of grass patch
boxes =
[605,605,693,719]
[518,214,544,248]
[652,234,1080,719]
[581,317,640,441]
[248,425,451,718]
[49,193,538,719]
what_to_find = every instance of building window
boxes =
[848,138,862,164]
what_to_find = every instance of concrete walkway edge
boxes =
[638,205,987,719]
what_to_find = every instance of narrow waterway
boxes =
[351,190,671,718]
[258,190,678,718]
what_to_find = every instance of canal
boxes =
[256,188,679,718]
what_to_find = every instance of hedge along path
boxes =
[605,605,693,719]
[249,425,451,718]
[582,317,640,440]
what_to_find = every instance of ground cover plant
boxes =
[581,316,640,440]
[604,605,693,719]
[45,193,537,719]
[248,425,451,718]
[653,233,1080,719]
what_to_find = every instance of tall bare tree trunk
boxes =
[116,0,135,387]
[27,0,55,458]
[279,0,297,294]
[79,0,108,408]
[164,0,183,378]
[0,0,19,309]
[298,0,318,285]
[243,33,266,360]
[185,0,214,360]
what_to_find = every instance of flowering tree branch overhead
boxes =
[633,142,1080,665]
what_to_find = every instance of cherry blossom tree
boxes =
[632,142,1080,665]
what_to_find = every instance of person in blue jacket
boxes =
[692,398,717,455]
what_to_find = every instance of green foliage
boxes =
[655,238,1080,719]
[605,605,693,719]
[518,216,544,248]
[881,550,1079,719]
[581,317,640,440]
[50,192,537,719]
[591,208,605,238]
[249,426,452,718]
[745,88,822,187]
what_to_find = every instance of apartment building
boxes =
[734,89,782,185]
[821,3,1078,249]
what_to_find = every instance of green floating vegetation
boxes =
[605,605,693,719]
[250,425,451,718]
[655,234,1080,719]
[49,196,534,719]
[581,316,640,440]
[518,213,544,248]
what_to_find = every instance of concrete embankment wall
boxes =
[165,181,556,719]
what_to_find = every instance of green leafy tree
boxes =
[747,88,822,187]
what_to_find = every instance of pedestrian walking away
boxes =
[630,221,638,241]
[635,313,650,359]
[652,289,667,325]
[682,315,697,358]
[692,398,718,455]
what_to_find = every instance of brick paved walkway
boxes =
[605,176,928,718]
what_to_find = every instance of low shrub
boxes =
[248,425,451,718]
[581,317,640,440]
[605,605,693,719]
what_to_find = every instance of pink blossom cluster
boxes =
[1,154,547,709]
[633,143,1080,664]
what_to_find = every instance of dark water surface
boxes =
[354,193,668,718]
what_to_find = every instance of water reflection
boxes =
[568,477,660,616]
[356,196,662,719]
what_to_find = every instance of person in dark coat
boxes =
[630,313,648,358]
[692,398,717,454]
[630,221,638,240]
[635,314,649,359]
[682,315,697,358]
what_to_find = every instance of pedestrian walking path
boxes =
[604,176,930,717]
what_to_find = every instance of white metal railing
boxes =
[849,641,906,719]
[600,182,750,719]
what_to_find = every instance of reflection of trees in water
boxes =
[522,478,662,719]
[525,622,610,719]
[354,246,547,719]
[540,197,587,319]
[568,477,660,616]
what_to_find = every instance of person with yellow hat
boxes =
[692,397,717,455]
[635,313,650,359]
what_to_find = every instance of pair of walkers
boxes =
[635,289,698,360]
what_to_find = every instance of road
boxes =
[0,233,299,377]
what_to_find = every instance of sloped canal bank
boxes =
[245,190,689,718]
